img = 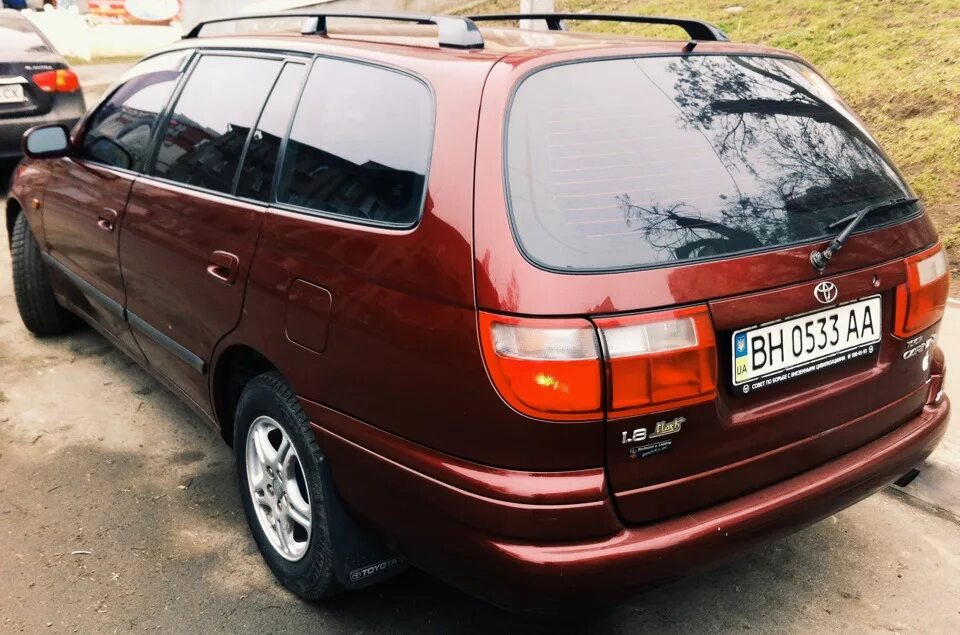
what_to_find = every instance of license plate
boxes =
[0,83,26,104]
[732,296,881,393]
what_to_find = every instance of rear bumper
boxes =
[0,111,81,159]
[308,394,949,613]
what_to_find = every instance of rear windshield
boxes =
[0,15,50,55]
[505,55,917,272]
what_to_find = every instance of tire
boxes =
[234,371,342,600]
[10,211,75,336]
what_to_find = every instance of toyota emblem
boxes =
[814,281,838,304]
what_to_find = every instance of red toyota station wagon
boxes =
[5,11,950,612]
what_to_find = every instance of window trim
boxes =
[500,51,924,275]
[67,45,437,231]
[233,58,311,205]
[269,53,437,231]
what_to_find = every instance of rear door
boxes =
[485,52,941,524]
[119,53,301,410]
[39,50,187,351]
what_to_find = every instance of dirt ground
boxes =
[2,167,960,633]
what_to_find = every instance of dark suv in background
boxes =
[0,8,83,160]
[5,11,950,612]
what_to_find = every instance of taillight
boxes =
[595,306,717,418]
[479,307,719,421]
[894,243,949,338]
[32,69,80,93]
[478,312,602,421]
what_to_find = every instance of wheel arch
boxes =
[211,343,282,447]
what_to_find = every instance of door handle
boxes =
[97,207,118,233]
[206,250,240,285]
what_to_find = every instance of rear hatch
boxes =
[485,51,947,525]
[0,13,64,120]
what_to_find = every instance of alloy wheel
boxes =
[245,416,312,561]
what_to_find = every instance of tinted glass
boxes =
[0,15,50,54]
[506,56,915,272]
[236,63,306,202]
[153,55,283,194]
[277,59,432,226]
[78,51,187,171]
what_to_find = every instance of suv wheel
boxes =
[234,371,341,599]
[10,211,75,336]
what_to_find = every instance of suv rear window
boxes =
[506,55,917,272]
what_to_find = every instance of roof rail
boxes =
[183,11,485,49]
[468,13,729,42]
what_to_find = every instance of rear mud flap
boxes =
[317,457,406,589]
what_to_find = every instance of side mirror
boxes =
[22,124,71,159]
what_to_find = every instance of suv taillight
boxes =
[595,306,717,418]
[478,306,718,422]
[32,69,80,93]
[894,243,949,338]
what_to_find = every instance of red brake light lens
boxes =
[478,312,602,421]
[32,69,80,94]
[595,306,717,418]
[894,243,949,338]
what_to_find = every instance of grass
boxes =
[460,0,960,267]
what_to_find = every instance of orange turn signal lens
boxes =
[595,305,717,418]
[478,312,602,421]
[894,243,949,338]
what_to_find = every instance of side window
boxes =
[236,62,306,202]
[78,51,187,171]
[276,58,433,226]
[152,55,283,195]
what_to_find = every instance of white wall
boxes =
[182,0,465,32]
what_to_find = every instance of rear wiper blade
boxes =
[810,196,918,272]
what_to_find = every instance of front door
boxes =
[40,50,188,354]
[118,53,293,411]
[42,161,135,342]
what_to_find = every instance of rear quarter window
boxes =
[506,55,917,272]
[276,58,433,227]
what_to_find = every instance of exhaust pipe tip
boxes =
[894,468,921,488]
